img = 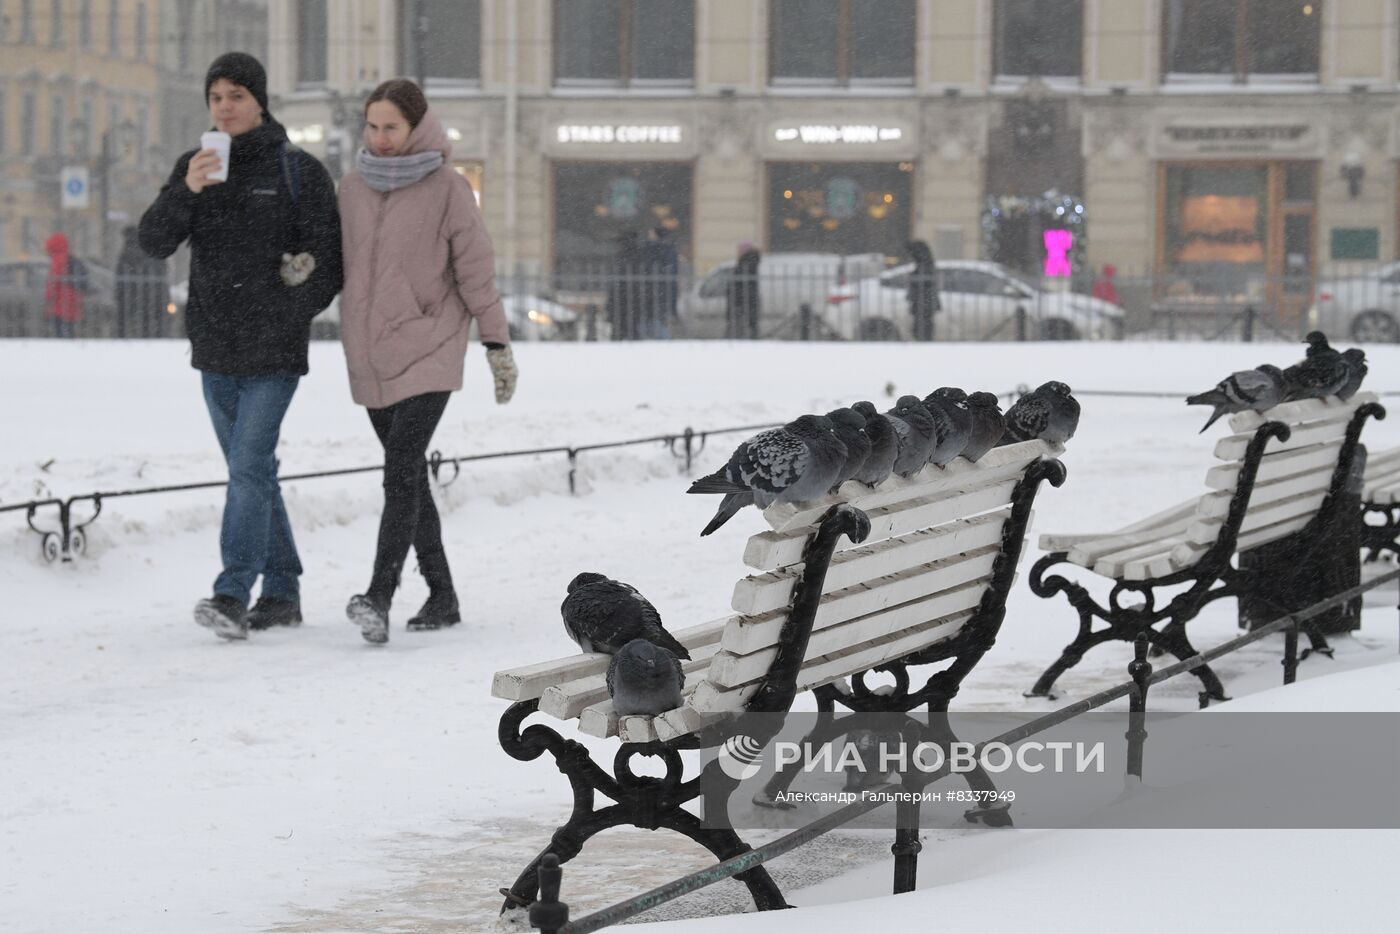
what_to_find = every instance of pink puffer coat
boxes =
[337,109,509,409]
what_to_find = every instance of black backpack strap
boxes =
[280,142,302,205]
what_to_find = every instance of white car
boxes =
[824,259,1125,341]
[503,293,579,341]
[1309,265,1400,342]
[678,252,886,338]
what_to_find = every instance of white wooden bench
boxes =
[1028,393,1383,704]
[1360,443,1400,561]
[493,439,1066,913]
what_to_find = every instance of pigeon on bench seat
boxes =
[1185,365,1289,433]
[960,392,1007,463]
[1002,381,1081,446]
[1283,331,1350,402]
[608,638,685,717]
[689,414,847,536]
[851,401,898,487]
[561,573,691,660]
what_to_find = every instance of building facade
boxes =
[267,1,1398,313]
[0,0,165,263]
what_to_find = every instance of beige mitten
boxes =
[486,346,518,404]
[280,252,315,286]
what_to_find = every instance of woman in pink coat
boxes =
[337,79,518,645]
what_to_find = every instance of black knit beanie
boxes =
[204,52,270,115]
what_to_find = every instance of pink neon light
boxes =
[1043,229,1073,277]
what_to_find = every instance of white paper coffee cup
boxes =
[200,131,231,182]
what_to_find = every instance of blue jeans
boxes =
[201,373,303,606]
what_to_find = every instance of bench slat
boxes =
[1227,394,1374,433]
[688,611,975,714]
[1213,418,1351,463]
[1205,441,1342,491]
[1196,465,1334,519]
[538,642,723,720]
[761,440,1056,533]
[1183,489,1327,550]
[731,508,1013,616]
[1042,497,1197,554]
[491,617,727,701]
[721,545,1001,656]
[707,577,993,689]
[1167,514,1312,571]
[1085,534,1185,577]
[653,705,730,742]
[744,476,1019,571]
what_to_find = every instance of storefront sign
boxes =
[555,124,684,145]
[772,124,905,145]
[1152,116,1323,159]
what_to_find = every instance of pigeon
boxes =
[886,396,938,477]
[921,388,973,467]
[851,401,898,487]
[960,392,1007,463]
[1283,331,1349,402]
[1338,348,1368,401]
[607,638,685,716]
[825,407,873,491]
[1002,381,1080,446]
[1185,365,1289,433]
[561,573,691,660]
[689,414,847,535]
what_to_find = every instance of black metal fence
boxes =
[4,261,1397,344]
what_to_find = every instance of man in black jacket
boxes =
[139,52,343,641]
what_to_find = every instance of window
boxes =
[297,0,328,86]
[21,0,36,43]
[553,0,694,87]
[768,162,913,259]
[552,162,692,279]
[22,93,36,155]
[78,0,91,48]
[50,0,63,46]
[108,0,120,55]
[49,94,64,156]
[135,2,145,59]
[400,0,481,84]
[770,0,914,86]
[175,0,191,71]
[79,99,93,156]
[994,0,1082,79]
[0,90,6,154]
[1163,0,1321,81]
[136,104,148,166]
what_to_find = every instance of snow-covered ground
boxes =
[3,338,1398,933]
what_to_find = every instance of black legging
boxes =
[366,391,453,602]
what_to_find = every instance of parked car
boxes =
[677,252,885,338]
[0,258,118,336]
[503,293,579,341]
[823,259,1125,341]
[1310,265,1400,342]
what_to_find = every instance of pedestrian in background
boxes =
[643,226,680,339]
[43,232,85,339]
[116,226,169,338]
[608,231,642,340]
[727,241,761,339]
[907,239,940,342]
[139,52,343,641]
[1091,264,1120,306]
[336,78,517,645]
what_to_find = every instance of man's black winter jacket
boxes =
[139,119,343,376]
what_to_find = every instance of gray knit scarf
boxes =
[356,148,445,192]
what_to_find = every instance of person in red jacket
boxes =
[1091,263,1120,306]
[43,232,84,338]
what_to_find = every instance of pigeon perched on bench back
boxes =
[1338,348,1368,401]
[887,396,939,476]
[561,573,691,659]
[851,400,898,487]
[1185,365,1289,433]
[960,392,1006,463]
[689,414,847,535]
[1283,331,1349,402]
[921,388,973,467]
[1002,381,1080,446]
[825,407,873,491]
[607,638,685,717]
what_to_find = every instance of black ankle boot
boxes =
[406,590,460,631]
